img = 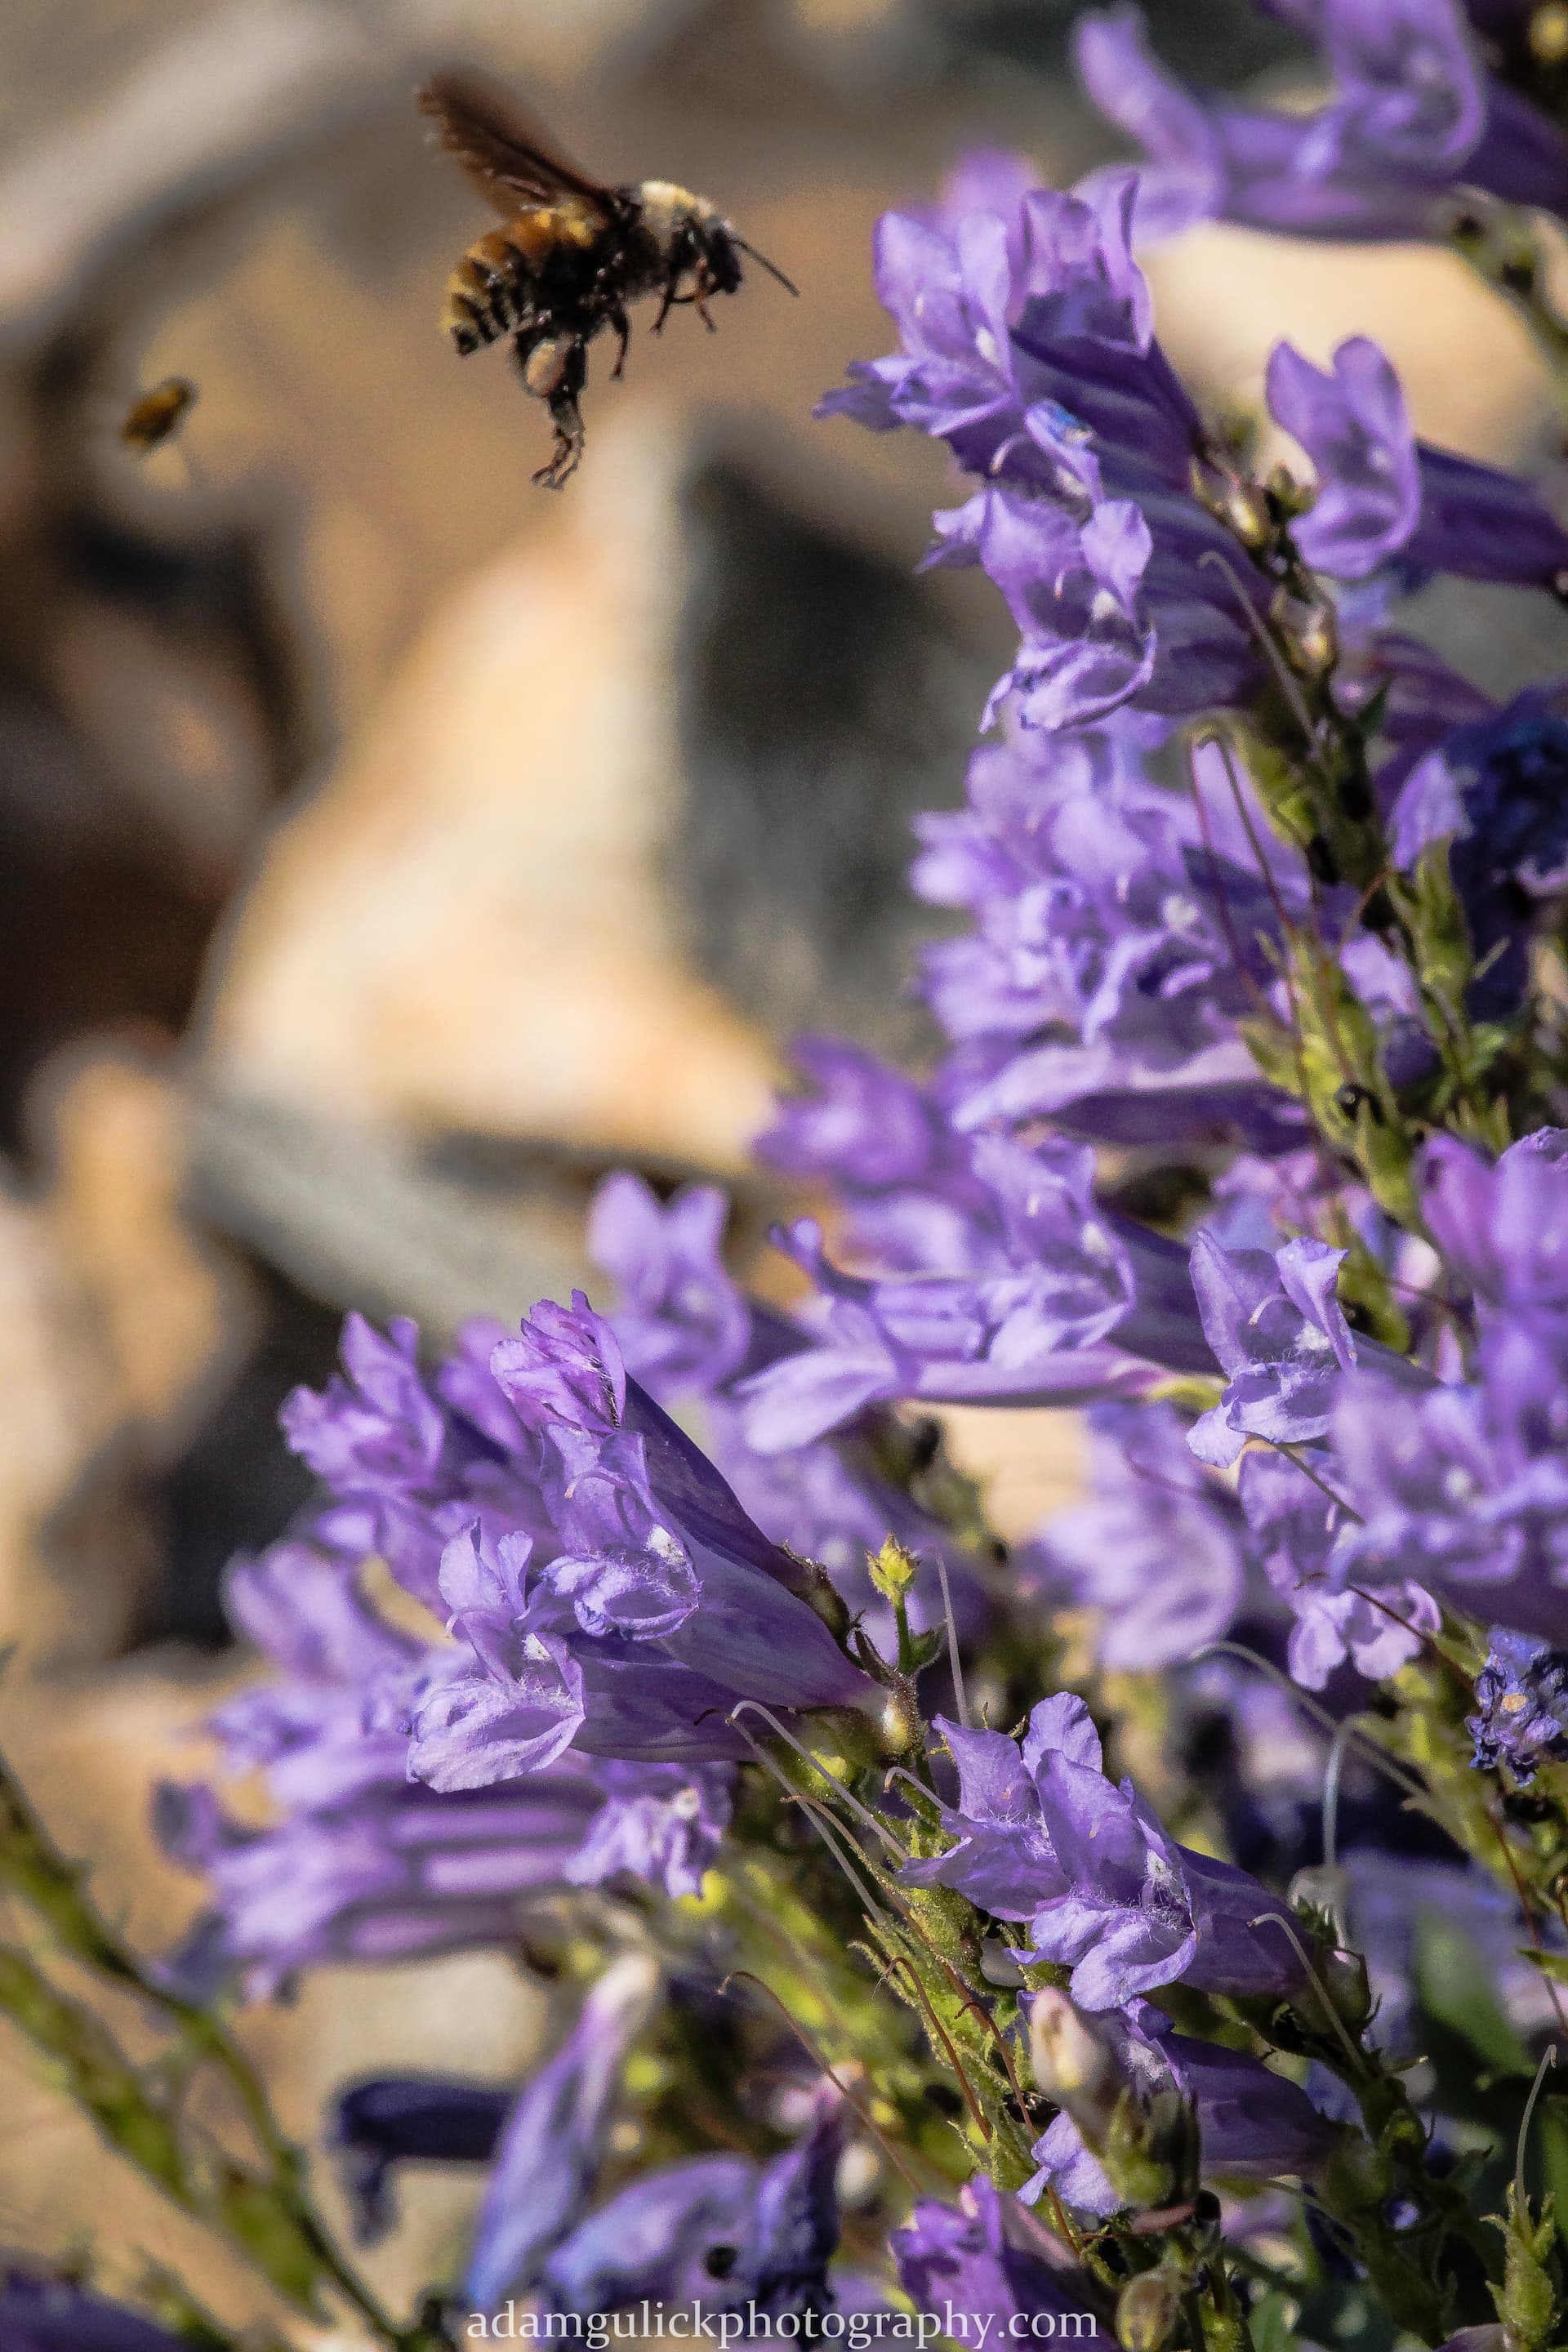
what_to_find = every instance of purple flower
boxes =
[893,2177,1104,2336]
[902,1695,1311,2009]
[465,1954,660,2314]
[1395,712,1568,1016]
[158,1529,734,1989]
[1267,339,1568,590]
[737,1134,1212,1452]
[1419,1128,1568,1320]
[1187,1231,1431,1468]
[408,1297,878,1785]
[332,2074,511,2243]
[587,1177,752,1397]
[758,1040,991,1272]
[155,1769,609,1994]
[1468,1628,1568,1780]
[589,1173,993,1658]
[1041,1403,1249,1669]
[1328,1334,1568,1643]
[1240,1448,1439,1690]
[818,170,1270,728]
[915,724,1303,1150]
[1024,2001,1340,2217]
[564,1760,732,1898]
[543,2155,758,2314]
[542,2079,846,2321]
[1074,0,1568,245]
[0,2272,194,2352]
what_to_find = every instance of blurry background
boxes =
[0,0,1559,2329]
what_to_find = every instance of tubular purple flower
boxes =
[1239,1446,1439,1688]
[542,2155,758,2314]
[737,1134,1212,1453]
[1075,0,1568,245]
[915,724,1303,1148]
[902,1696,1312,2009]
[464,1953,661,2315]
[1023,2000,1341,2217]
[894,2178,1104,2336]
[1187,1231,1433,1467]
[1042,1403,1249,1669]
[819,167,1273,728]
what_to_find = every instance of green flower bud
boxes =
[1117,2269,1181,2352]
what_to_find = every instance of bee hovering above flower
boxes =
[417,68,798,488]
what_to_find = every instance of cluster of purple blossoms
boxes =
[118,11,1568,2347]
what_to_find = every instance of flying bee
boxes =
[417,68,797,488]
[120,375,198,452]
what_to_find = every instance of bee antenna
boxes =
[733,237,800,296]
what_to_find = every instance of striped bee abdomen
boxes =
[440,201,606,355]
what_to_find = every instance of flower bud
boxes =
[868,1537,919,1606]
[1116,2269,1181,2352]
[1028,1988,1121,2131]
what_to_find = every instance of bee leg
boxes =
[692,258,718,332]
[608,305,631,379]
[650,273,681,334]
[535,391,586,488]
[517,333,586,489]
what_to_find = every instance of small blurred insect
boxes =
[120,376,198,453]
[417,68,797,488]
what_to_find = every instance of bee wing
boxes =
[417,69,613,219]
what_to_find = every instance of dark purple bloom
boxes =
[729,2076,844,2321]
[737,1133,1212,1452]
[914,724,1303,1149]
[332,2074,511,2243]
[1041,1403,1249,1669]
[1023,2000,1340,2217]
[1075,0,1568,244]
[465,1954,659,2314]
[1468,1628,1568,1780]
[902,1695,1311,2008]
[1395,708,1568,1017]
[893,2177,1104,2337]
[0,2272,193,2352]
[1267,339,1568,591]
[1241,1446,1439,1688]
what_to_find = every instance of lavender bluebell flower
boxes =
[902,1697,1311,2007]
[1267,338,1568,590]
[1468,1629,1568,1779]
[590,1172,992,1654]
[1040,1403,1249,1669]
[157,1533,733,1989]
[911,724,1304,1149]
[818,170,1271,728]
[737,1133,1212,1452]
[1023,2000,1340,2217]
[1075,0,1568,244]
[332,2074,511,2243]
[542,2156,758,2315]
[893,2177,1104,2336]
[1241,1446,1440,1689]
[407,1298,880,1785]
[465,1953,660,2314]
[1187,1230,1432,1468]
